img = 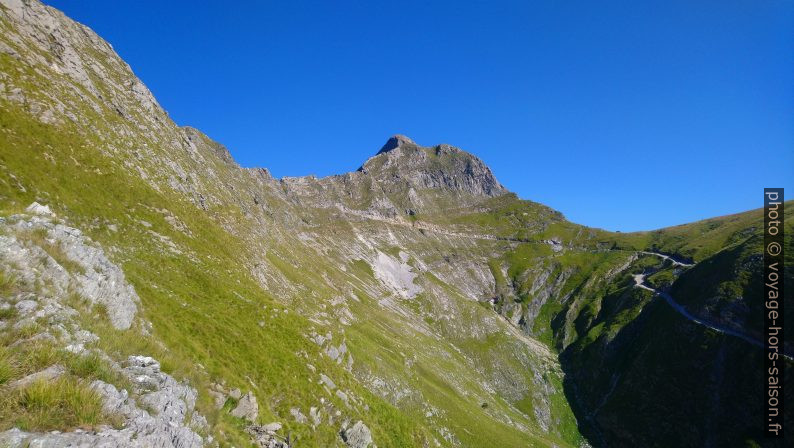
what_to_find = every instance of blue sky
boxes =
[45,0,793,231]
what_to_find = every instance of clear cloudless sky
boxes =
[44,0,793,231]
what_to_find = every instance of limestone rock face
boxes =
[125,355,199,425]
[1,212,139,330]
[0,206,209,448]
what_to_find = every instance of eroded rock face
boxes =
[371,251,420,299]
[1,212,139,330]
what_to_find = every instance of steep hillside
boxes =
[0,1,579,446]
[0,1,790,448]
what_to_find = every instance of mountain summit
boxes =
[377,134,416,154]
[280,136,507,218]
[360,137,506,198]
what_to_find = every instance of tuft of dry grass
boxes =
[0,270,19,297]
[0,349,17,386]
[0,376,122,431]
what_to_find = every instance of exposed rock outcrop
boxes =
[0,358,208,448]
[1,210,139,330]
[231,391,259,422]
[280,135,507,219]
[0,205,208,448]
[340,420,374,448]
[8,364,66,389]
[246,423,292,448]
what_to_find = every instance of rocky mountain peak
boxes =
[358,137,507,200]
[376,134,416,154]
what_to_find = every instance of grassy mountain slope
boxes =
[0,1,791,447]
[0,1,582,446]
[482,205,794,447]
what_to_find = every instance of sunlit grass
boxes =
[0,377,120,431]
